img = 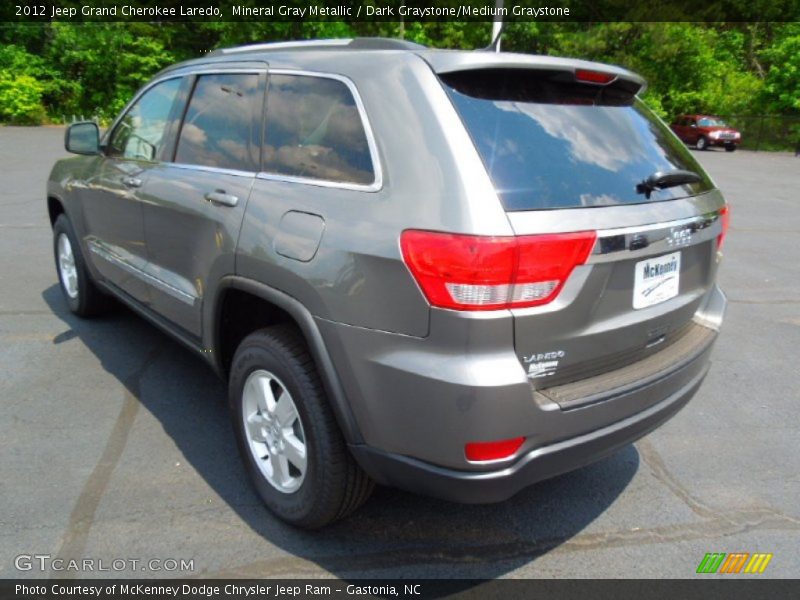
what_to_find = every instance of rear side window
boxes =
[442,69,713,211]
[263,74,375,186]
[175,73,262,172]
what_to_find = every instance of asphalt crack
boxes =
[199,442,800,578]
[50,347,162,579]
[637,438,799,526]
[636,438,718,519]
[198,506,800,578]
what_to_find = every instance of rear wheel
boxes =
[52,214,108,317]
[229,325,373,528]
[725,144,736,152]
[696,136,708,151]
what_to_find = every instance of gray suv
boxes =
[48,38,728,528]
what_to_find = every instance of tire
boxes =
[52,214,108,317]
[725,144,736,152]
[696,136,708,151]
[229,325,374,528]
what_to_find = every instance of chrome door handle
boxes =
[122,176,142,188]
[204,190,239,207]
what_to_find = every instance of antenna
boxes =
[489,0,504,52]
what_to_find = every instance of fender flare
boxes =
[209,275,364,445]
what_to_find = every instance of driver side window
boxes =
[108,78,182,161]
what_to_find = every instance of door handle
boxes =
[204,190,239,207]
[122,176,142,188]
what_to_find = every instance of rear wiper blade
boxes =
[636,169,702,199]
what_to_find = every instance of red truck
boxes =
[671,114,741,152]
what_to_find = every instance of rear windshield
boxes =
[441,69,713,211]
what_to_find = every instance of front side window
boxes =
[263,74,375,186]
[108,78,182,161]
[175,73,262,172]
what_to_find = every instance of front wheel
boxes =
[52,214,108,317]
[725,144,737,152]
[229,325,373,528]
[696,136,708,151]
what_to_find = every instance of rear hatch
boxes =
[437,64,727,391]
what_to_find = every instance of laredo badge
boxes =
[524,350,566,379]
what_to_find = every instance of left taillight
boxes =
[717,205,730,250]
[400,230,597,311]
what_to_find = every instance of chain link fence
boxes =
[717,115,800,153]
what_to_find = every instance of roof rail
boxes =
[210,37,426,56]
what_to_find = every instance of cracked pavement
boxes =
[1,127,798,579]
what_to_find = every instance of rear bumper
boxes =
[319,283,725,495]
[350,362,708,503]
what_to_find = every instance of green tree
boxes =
[0,43,53,123]
[43,23,176,119]
[0,20,798,130]
[760,24,800,113]
[0,71,45,123]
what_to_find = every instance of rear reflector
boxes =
[400,230,597,311]
[717,205,730,250]
[575,69,617,85]
[465,437,525,462]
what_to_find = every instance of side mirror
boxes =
[65,122,100,155]
[690,123,697,128]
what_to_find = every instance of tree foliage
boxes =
[760,23,800,112]
[0,70,45,124]
[0,20,798,125]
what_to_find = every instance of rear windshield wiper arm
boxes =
[636,169,702,199]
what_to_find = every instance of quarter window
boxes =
[263,75,375,186]
[108,78,181,161]
[175,73,262,172]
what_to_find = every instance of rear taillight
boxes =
[465,437,526,462]
[400,230,597,311]
[717,205,730,250]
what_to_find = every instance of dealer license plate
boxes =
[633,252,681,309]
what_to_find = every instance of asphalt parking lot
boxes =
[1,126,798,580]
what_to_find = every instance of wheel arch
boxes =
[209,276,364,445]
[47,194,66,227]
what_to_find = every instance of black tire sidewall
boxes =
[228,334,332,526]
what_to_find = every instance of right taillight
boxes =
[717,205,730,250]
[400,230,597,311]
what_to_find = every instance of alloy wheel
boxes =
[57,233,79,299]
[242,369,307,493]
